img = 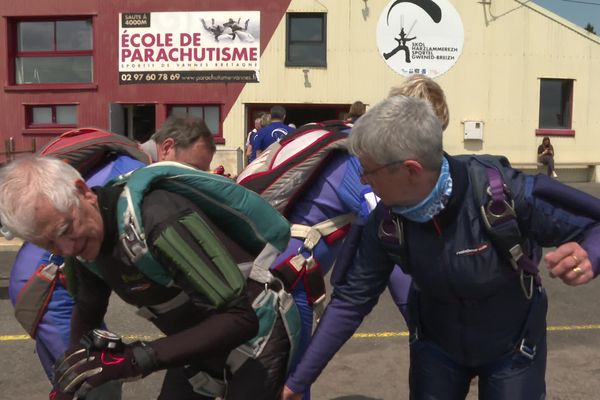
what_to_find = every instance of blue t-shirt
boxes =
[254,121,293,152]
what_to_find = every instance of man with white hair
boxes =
[0,156,292,400]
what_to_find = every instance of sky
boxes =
[533,0,600,32]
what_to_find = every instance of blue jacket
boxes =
[286,154,600,392]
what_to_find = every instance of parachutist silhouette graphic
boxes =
[384,27,416,62]
[201,18,225,42]
[201,17,255,43]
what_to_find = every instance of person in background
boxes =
[345,101,366,123]
[389,74,449,130]
[283,96,600,399]
[254,105,292,157]
[538,136,558,178]
[146,115,217,171]
[245,113,265,165]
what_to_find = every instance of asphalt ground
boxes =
[1,182,600,399]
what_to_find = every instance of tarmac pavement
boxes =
[1,182,600,399]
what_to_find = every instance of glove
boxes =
[52,341,158,399]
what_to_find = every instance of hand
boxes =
[281,385,304,400]
[52,343,150,399]
[545,242,593,286]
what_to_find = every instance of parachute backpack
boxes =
[237,120,356,313]
[76,161,291,307]
[237,120,353,216]
[39,127,151,175]
[82,162,301,388]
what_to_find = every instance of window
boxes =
[169,105,223,141]
[26,105,77,128]
[286,13,326,67]
[537,78,574,136]
[14,19,93,84]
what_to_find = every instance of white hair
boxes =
[0,156,82,240]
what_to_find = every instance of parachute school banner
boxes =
[119,11,260,84]
[376,0,464,78]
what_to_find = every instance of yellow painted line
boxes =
[353,331,409,338]
[2,325,600,342]
[0,335,29,341]
[547,324,600,331]
[0,334,159,342]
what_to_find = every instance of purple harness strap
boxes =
[484,167,540,284]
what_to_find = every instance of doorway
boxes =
[246,103,351,133]
[109,104,156,143]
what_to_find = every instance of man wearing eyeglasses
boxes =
[283,95,600,400]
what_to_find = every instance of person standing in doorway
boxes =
[245,113,265,165]
[254,105,292,157]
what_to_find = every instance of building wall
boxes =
[0,0,291,165]
[231,0,600,167]
[2,0,600,174]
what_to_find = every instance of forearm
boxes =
[286,296,375,393]
[148,301,258,369]
[69,303,105,347]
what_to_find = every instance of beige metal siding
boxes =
[223,0,600,174]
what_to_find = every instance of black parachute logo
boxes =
[383,0,442,62]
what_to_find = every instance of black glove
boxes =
[52,341,158,399]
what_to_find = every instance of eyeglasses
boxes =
[359,160,406,179]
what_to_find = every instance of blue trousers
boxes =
[409,337,546,400]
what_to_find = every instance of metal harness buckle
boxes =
[121,220,146,262]
[518,338,536,360]
[378,214,403,244]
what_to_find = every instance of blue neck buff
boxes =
[392,157,453,223]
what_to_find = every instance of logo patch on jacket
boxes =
[455,243,489,256]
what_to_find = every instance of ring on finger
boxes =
[572,266,584,276]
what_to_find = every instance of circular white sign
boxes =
[376,0,464,78]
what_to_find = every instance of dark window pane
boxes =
[16,56,92,83]
[57,20,92,51]
[204,106,220,135]
[288,43,326,65]
[290,17,323,42]
[286,13,326,67]
[539,79,572,129]
[18,22,54,51]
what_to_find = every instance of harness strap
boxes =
[290,213,355,245]
[273,214,354,307]
[516,287,548,360]
[187,369,227,398]
[14,260,62,337]
[135,291,190,320]
[481,167,540,299]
